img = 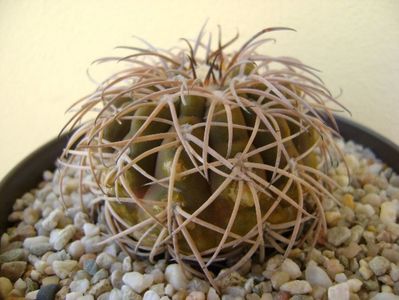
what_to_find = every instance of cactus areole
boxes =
[60,26,346,286]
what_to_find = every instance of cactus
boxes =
[60,26,345,287]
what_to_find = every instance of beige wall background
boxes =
[0,0,398,179]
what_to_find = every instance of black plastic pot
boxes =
[1,116,398,234]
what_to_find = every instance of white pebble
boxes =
[76,296,94,300]
[73,212,89,228]
[103,243,119,257]
[305,263,332,288]
[42,209,63,230]
[370,293,399,300]
[81,235,104,253]
[70,278,90,293]
[165,264,189,290]
[24,236,53,256]
[164,283,174,297]
[23,236,49,250]
[68,240,85,259]
[328,282,349,300]
[66,292,83,300]
[25,290,39,300]
[83,223,100,237]
[380,201,398,224]
[14,278,27,290]
[122,256,132,272]
[109,288,123,300]
[143,290,161,300]
[52,260,78,279]
[369,256,391,276]
[51,225,76,251]
[122,272,154,294]
[357,203,375,217]
[281,258,302,279]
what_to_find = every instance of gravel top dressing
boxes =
[0,138,398,300]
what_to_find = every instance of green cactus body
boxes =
[102,97,133,143]
[134,96,224,252]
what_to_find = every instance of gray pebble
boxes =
[111,270,123,289]
[369,256,391,276]
[84,259,98,276]
[74,270,91,281]
[36,284,60,300]
[92,269,109,284]
[0,248,27,264]
[327,226,351,246]
[23,236,53,256]
[96,252,116,270]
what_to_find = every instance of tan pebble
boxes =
[55,286,69,300]
[4,296,25,300]
[42,276,60,286]
[324,259,345,278]
[342,194,355,209]
[389,263,399,281]
[377,275,393,286]
[7,288,24,297]
[30,270,41,281]
[206,287,219,300]
[273,291,290,300]
[325,211,341,226]
[381,285,393,293]
[380,201,397,224]
[8,212,23,222]
[185,291,205,300]
[172,290,187,300]
[347,278,363,292]
[0,277,13,299]
[340,242,362,259]
[260,293,273,300]
[270,271,290,289]
[44,265,55,275]
[359,266,373,280]
[0,261,27,282]
[280,280,312,294]
[312,286,327,300]
[60,278,72,287]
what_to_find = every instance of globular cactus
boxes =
[60,26,345,287]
